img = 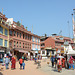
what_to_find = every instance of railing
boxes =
[0,18,11,26]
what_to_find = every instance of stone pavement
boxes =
[0,59,75,75]
[39,59,75,75]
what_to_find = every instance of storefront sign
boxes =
[0,50,4,52]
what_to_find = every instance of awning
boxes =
[45,47,56,50]
[19,50,28,53]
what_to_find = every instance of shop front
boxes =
[0,46,10,63]
[12,48,30,60]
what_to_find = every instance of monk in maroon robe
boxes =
[11,56,16,69]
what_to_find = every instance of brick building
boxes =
[40,34,74,58]
[9,19,40,59]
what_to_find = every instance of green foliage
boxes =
[17,21,21,26]
[26,27,27,30]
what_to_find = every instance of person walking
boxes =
[55,55,57,69]
[22,60,25,70]
[51,56,55,68]
[11,56,16,70]
[57,58,62,72]
[19,57,23,69]
[5,56,10,69]
[69,56,75,70]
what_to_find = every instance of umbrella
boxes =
[57,56,64,58]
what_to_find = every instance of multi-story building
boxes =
[40,34,74,58]
[0,12,9,58]
[9,19,40,59]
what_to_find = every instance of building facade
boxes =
[9,20,40,59]
[0,12,9,58]
[40,34,75,58]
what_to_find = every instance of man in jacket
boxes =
[5,56,10,69]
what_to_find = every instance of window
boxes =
[32,44,34,49]
[17,32,19,37]
[23,43,24,48]
[27,35,28,39]
[38,38,40,43]
[25,43,27,48]
[36,44,37,49]
[19,42,21,47]
[42,51,45,54]
[23,34,24,39]
[36,38,37,43]
[0,38,3,46]
[20,33,21,38]
[32,36,34,42]
[5,29,8,36]
[28,36,29,40]
[30,36,31,40]
[10,30,12,36]
[5,40,7,47]
[14,41,16,47]
[14,31,16,36]
[17,42,18,47]
[0,26,3,34]
[25,34,27,39]
[61,45,63,47]
[60,37,63,40]
[38,45,40,50]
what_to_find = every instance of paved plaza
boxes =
[0,59,75,75]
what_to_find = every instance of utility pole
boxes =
[72,9,75,43]
[32,25,33,33]
[67,21,70,38]
[21,19,22,25]
[2,8,3,14]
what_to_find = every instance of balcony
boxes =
[0,18,11,27]
[64,41,69,46]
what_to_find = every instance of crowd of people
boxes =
[3,55,25,70]
[50,55,75,72]
[2,53,42,70]
[1,52,75,73]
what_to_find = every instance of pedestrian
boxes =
[31,56,33,61]
[22,60,25,70]
[57,58,62,72]
[55,55,57,69]
[51,56,55,68]
[62,58,65,68]
[5,56,10,69]
[34,57,37,63]
[69,56,75,70]
[11,56,16,70]
[19,57,23,69]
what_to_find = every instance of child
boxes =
[22,60,25,70]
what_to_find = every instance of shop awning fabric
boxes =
[19,50,28,53]
[67,44,75,55]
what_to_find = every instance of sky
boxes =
[0,0,75,38]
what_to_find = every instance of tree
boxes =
[45,34,47,37]
[17,21,21,26]
[26,27,27,30]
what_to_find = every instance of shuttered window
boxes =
[0,26,3,34]
[0,38,3,46]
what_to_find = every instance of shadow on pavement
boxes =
[0,72,3,75]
